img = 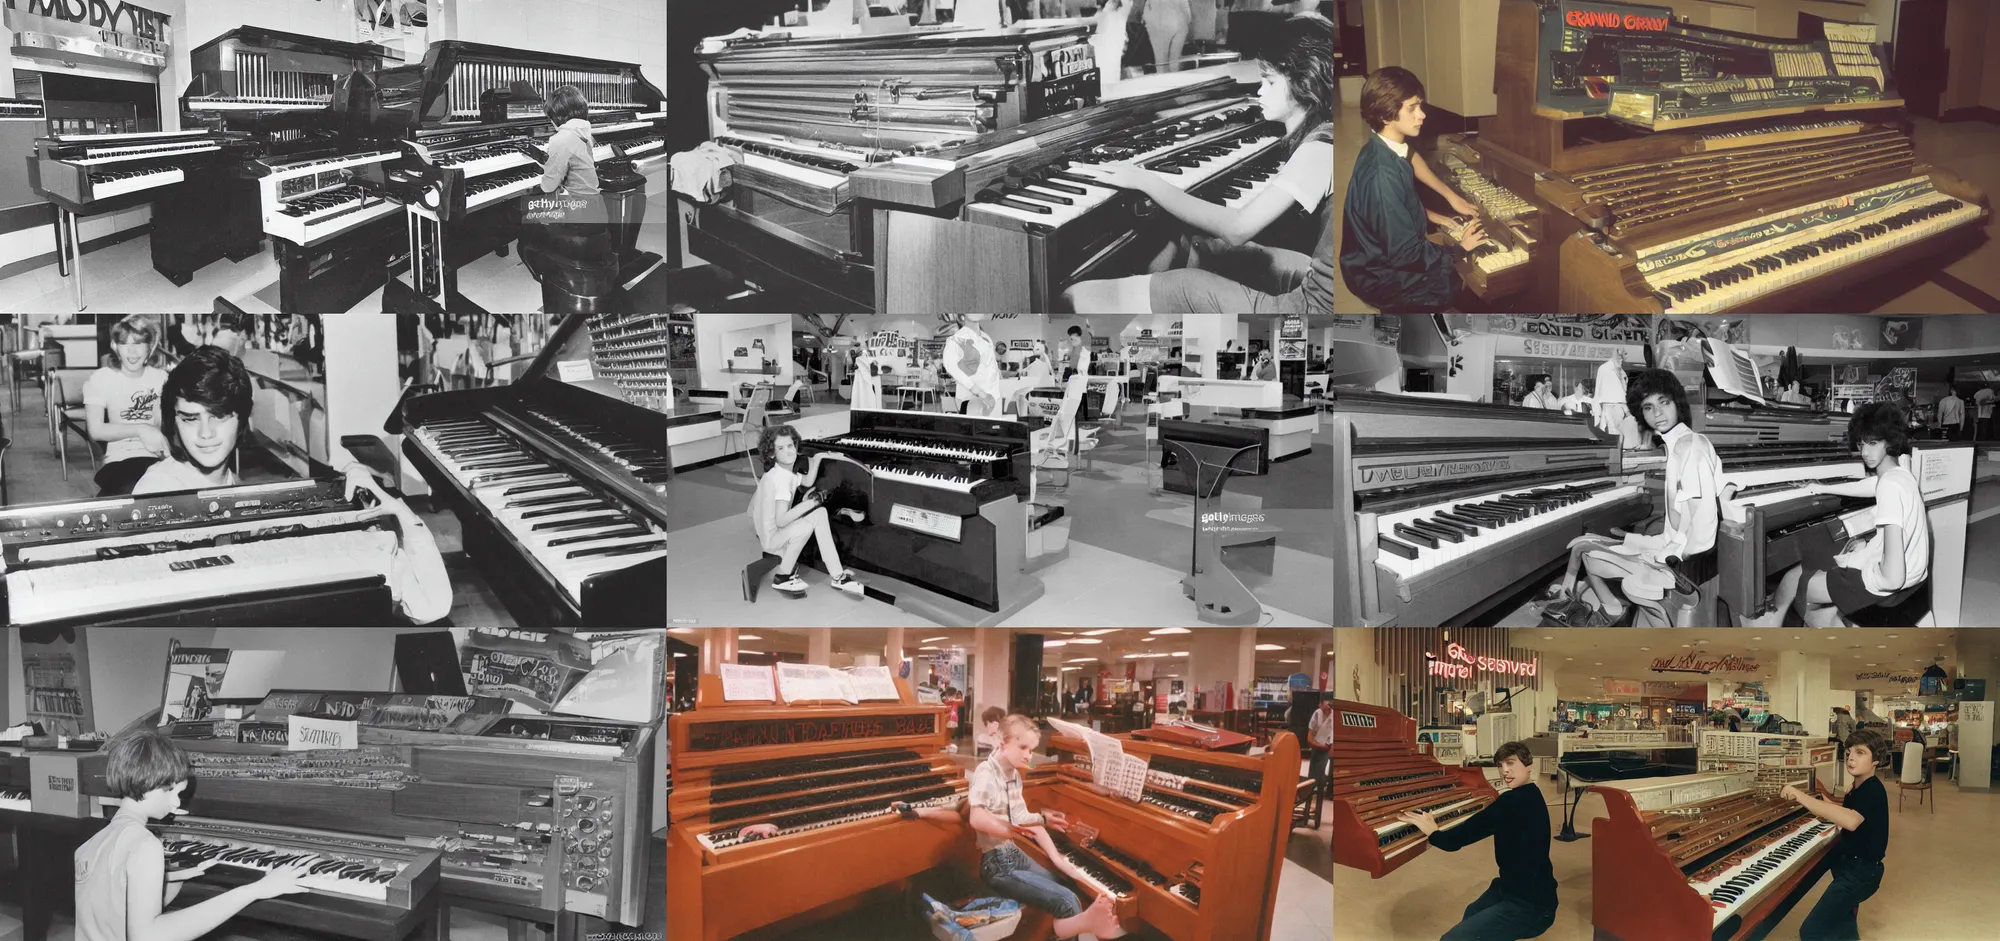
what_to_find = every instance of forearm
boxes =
[1142,181,1256,244]
[1823,478,1877,498]
[1802,794,1864,830]
[89,420,154,443]
[141,885,259,941]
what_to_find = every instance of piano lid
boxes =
[401,41,665,130]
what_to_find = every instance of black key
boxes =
[507,492,593,508]
[1378,536,1420,559]
[565,540,666,559]
[503,482,573,496]
[531,514,629,532]
[520,501,608,519]
[548,527,648,546]
[1393,524,1437,549]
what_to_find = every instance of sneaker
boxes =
[830,572,865,595]
[772,571,807,594]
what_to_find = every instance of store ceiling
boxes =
[664,628,1332,678]
[1511,628,1956,696]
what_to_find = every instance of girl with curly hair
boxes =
[748,424,868,596]
[1541,368,1722,626]
[1767,402,1930,626]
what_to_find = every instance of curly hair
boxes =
[1359,65,1423,133]
[1626,367,1690,436]
[1846,401,1911,459]
[756,424,805,476]
[161,346,254,467]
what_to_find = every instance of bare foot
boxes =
[1078,894,1119,937]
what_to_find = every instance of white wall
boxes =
[697,313,792,390]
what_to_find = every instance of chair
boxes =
[774,379,804,417]
[0,435,10,506]
[1898,739,1932,812]
[1033,375,1101,489]
[48,369,100,480]
[719,387,774,476]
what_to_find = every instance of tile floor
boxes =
[0,379,520,626]
[1334,768,1999,941]
[664,401,1335,627]
[1332,95,2000,313]
[0,181,667,314]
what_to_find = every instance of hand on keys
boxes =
[244,855,320,900]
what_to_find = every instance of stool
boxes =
[742,552,783,603]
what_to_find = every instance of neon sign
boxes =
[1426,642,1538,680]
[1566,9,1669,31]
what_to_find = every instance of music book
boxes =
[720,663,777,702]
[1701,339,1769,406]
[843,666,902,702]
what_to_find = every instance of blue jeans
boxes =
[1441,880,1555,941]
[981,843,1082,920]
[1800,858,1882,941]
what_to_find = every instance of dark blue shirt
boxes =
[1339,132,1460,311]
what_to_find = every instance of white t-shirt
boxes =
[1272,140,1335,214]
[1842,464,1929,595]
[132,458,236,494]
[750,464,803,551]
[82,366,169,464]
[1661,423,1723,558]
[1975,387,1995,419]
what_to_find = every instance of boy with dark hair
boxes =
[1770,401,1929,626]
[1399,741,1557,941]
[76,727,315,940]
[1785,726,1890,940]
[1339,66,1485,313]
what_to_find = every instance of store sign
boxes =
[1604,680,1642,697]
[1496,334,1647,363]
[1427,642,1538,680]
[1650,652,1760,675]
[1855,671,1922,685]
[1486,314,1653,345]
[1339,711,1377,728]
[1279,315,1307,340]
[6,0,170,39]
[1563,2,1670,32]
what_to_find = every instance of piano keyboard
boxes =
[870,465,978,493]
[466,166,542,211]
[261,150,400,180]
[975,128,1284,228]
[834,435,1006,463]
[0,789,28,811]
[185,96,328,110]
[1053,842,1135,900]
[1723,473,1864,508]
[1443,219,1531,273]
[433,146,537,177]
[265,184,405,246]
[410,420,666,604]
[695,791,962,853]
[1688,817,1836,927]
[87,166,185,199]
[1169,882,1201,907]
[3,528,396,627]
[162,836,400,901]
[1721,463,1865,493]
[1376,796,1486,855]
[1372,480,1643,582]
[65,141,221,166]
[1648,188,1982,312]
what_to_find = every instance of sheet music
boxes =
[1047,717,1148,802]
[776,663,853,703]
[1701,339,1769,406]
[720,663,777,702]
[844,666,901,702]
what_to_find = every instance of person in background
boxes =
[1938,385,1966,440]
[1974,382,1996,441]
[84,315,174,497]
[1062,325,1092,382]
[976,706,1008,757]
[1307,697,1334,785]
[1780,379,1812,406]
[209,314,251,358]
[1143,0,1192,72]
[1557,380,1592,415]
[1253,349,1278,381]
[1520,374,1558,410]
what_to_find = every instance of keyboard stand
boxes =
[1164,438,1267,625]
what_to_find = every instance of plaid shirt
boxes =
[967,752,1042,853]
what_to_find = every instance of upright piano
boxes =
[1461,0,1989,313]
[359,41,667,313]
[1330,389,1649,626]
[155,26,394,289]
[401,313,667,627]
[667,672,967,941]
[796,407,1048,623]
[689,24,1292,312]
[1330,699,1497,878]
[0,478,415,627]
[1593,769,1840,941]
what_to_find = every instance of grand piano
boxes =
[401,313,666,627]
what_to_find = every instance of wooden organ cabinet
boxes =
[41,713,656,940]
[1329,699,1496,878]
[1591,770,1841,941]
[1023,726,1301,941]
[1449,0,1990,313]
[666,673,967,941]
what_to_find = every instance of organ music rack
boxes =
[666,672,965,941]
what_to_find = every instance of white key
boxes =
[90,167,184,198]
[1374,484,1642,583]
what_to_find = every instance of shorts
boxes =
[1805,560,1919,616]
[1150,243,1315,314]
[980,843,1083,920]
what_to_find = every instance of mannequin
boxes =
[852,350,885,411]
[1594,350,1645,449]
[944,313,1004,417]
